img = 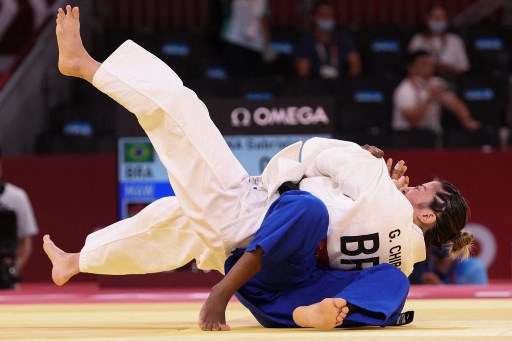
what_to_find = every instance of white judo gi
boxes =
[80,40,425,277]
[299,138,426,276]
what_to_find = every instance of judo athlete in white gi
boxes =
[44,6,473,331]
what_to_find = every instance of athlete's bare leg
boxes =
[56,5,100,83]
[42,235,80,286]
[293,298,350,329]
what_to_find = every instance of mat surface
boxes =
[0,284,510,340]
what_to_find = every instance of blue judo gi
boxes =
[225,190,410,328]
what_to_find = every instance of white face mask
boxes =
[316,19,335,32]
[428,20,447,33]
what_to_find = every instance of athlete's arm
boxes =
[312,146,386,200]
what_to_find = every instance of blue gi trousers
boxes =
[225,190,410,328]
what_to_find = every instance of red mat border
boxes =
[0,282,510,305]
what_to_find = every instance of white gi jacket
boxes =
[259,137,426,276]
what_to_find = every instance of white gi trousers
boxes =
[79,40,275,275]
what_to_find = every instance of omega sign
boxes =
[231,106,330,127]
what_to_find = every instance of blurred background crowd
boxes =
[1,0,511,287]
[1,0,512,155]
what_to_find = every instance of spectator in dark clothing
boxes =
[409,245,488,285]
[295,0,361,79]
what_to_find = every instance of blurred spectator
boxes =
[392,50,480,134]
[409,245,488,285]
[0,146,39,283]
[295,0,361,79]
[219,0,273,78]
[408,5,470,80]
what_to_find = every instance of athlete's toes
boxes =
[332,298,347,308]
[72,6,79,18]
[56,9,64,22]
[199,322,211,331]
[211,322,230,331]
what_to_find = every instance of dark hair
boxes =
[312,0,334,14]
[405,50,430,66]
[423,180,473,259]
[427,4,448,19]
[0,145,2,157]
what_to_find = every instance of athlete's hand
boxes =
[387,159,409,191]
[362,144,384,158]
[393,175,409,192]
[387,159,407,180]
[362,148,410,190]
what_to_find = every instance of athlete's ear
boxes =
[416,207,436,226]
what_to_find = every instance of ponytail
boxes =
[447,230,473,259]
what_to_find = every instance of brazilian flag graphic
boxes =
[124,142,154,163]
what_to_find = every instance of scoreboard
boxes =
[117,134,330,219]
[117,137,174,219]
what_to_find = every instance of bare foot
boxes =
[55,5,99,82]
[197,287,231,331]
[42,235,80,286]
[293,298,350,329]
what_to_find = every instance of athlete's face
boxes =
[402,181,441,208]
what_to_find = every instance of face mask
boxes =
[428,20,447,33]
[316,19,335,32]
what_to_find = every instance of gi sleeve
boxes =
[308,142,386,201]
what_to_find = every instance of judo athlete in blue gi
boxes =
[198,189,410,331]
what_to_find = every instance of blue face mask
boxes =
[316,19,335,32]
[428,20,447,33]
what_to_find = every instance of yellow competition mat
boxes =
[0,299,511,340]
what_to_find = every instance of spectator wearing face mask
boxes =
[408,5,470,78]
[295,0,361,79]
